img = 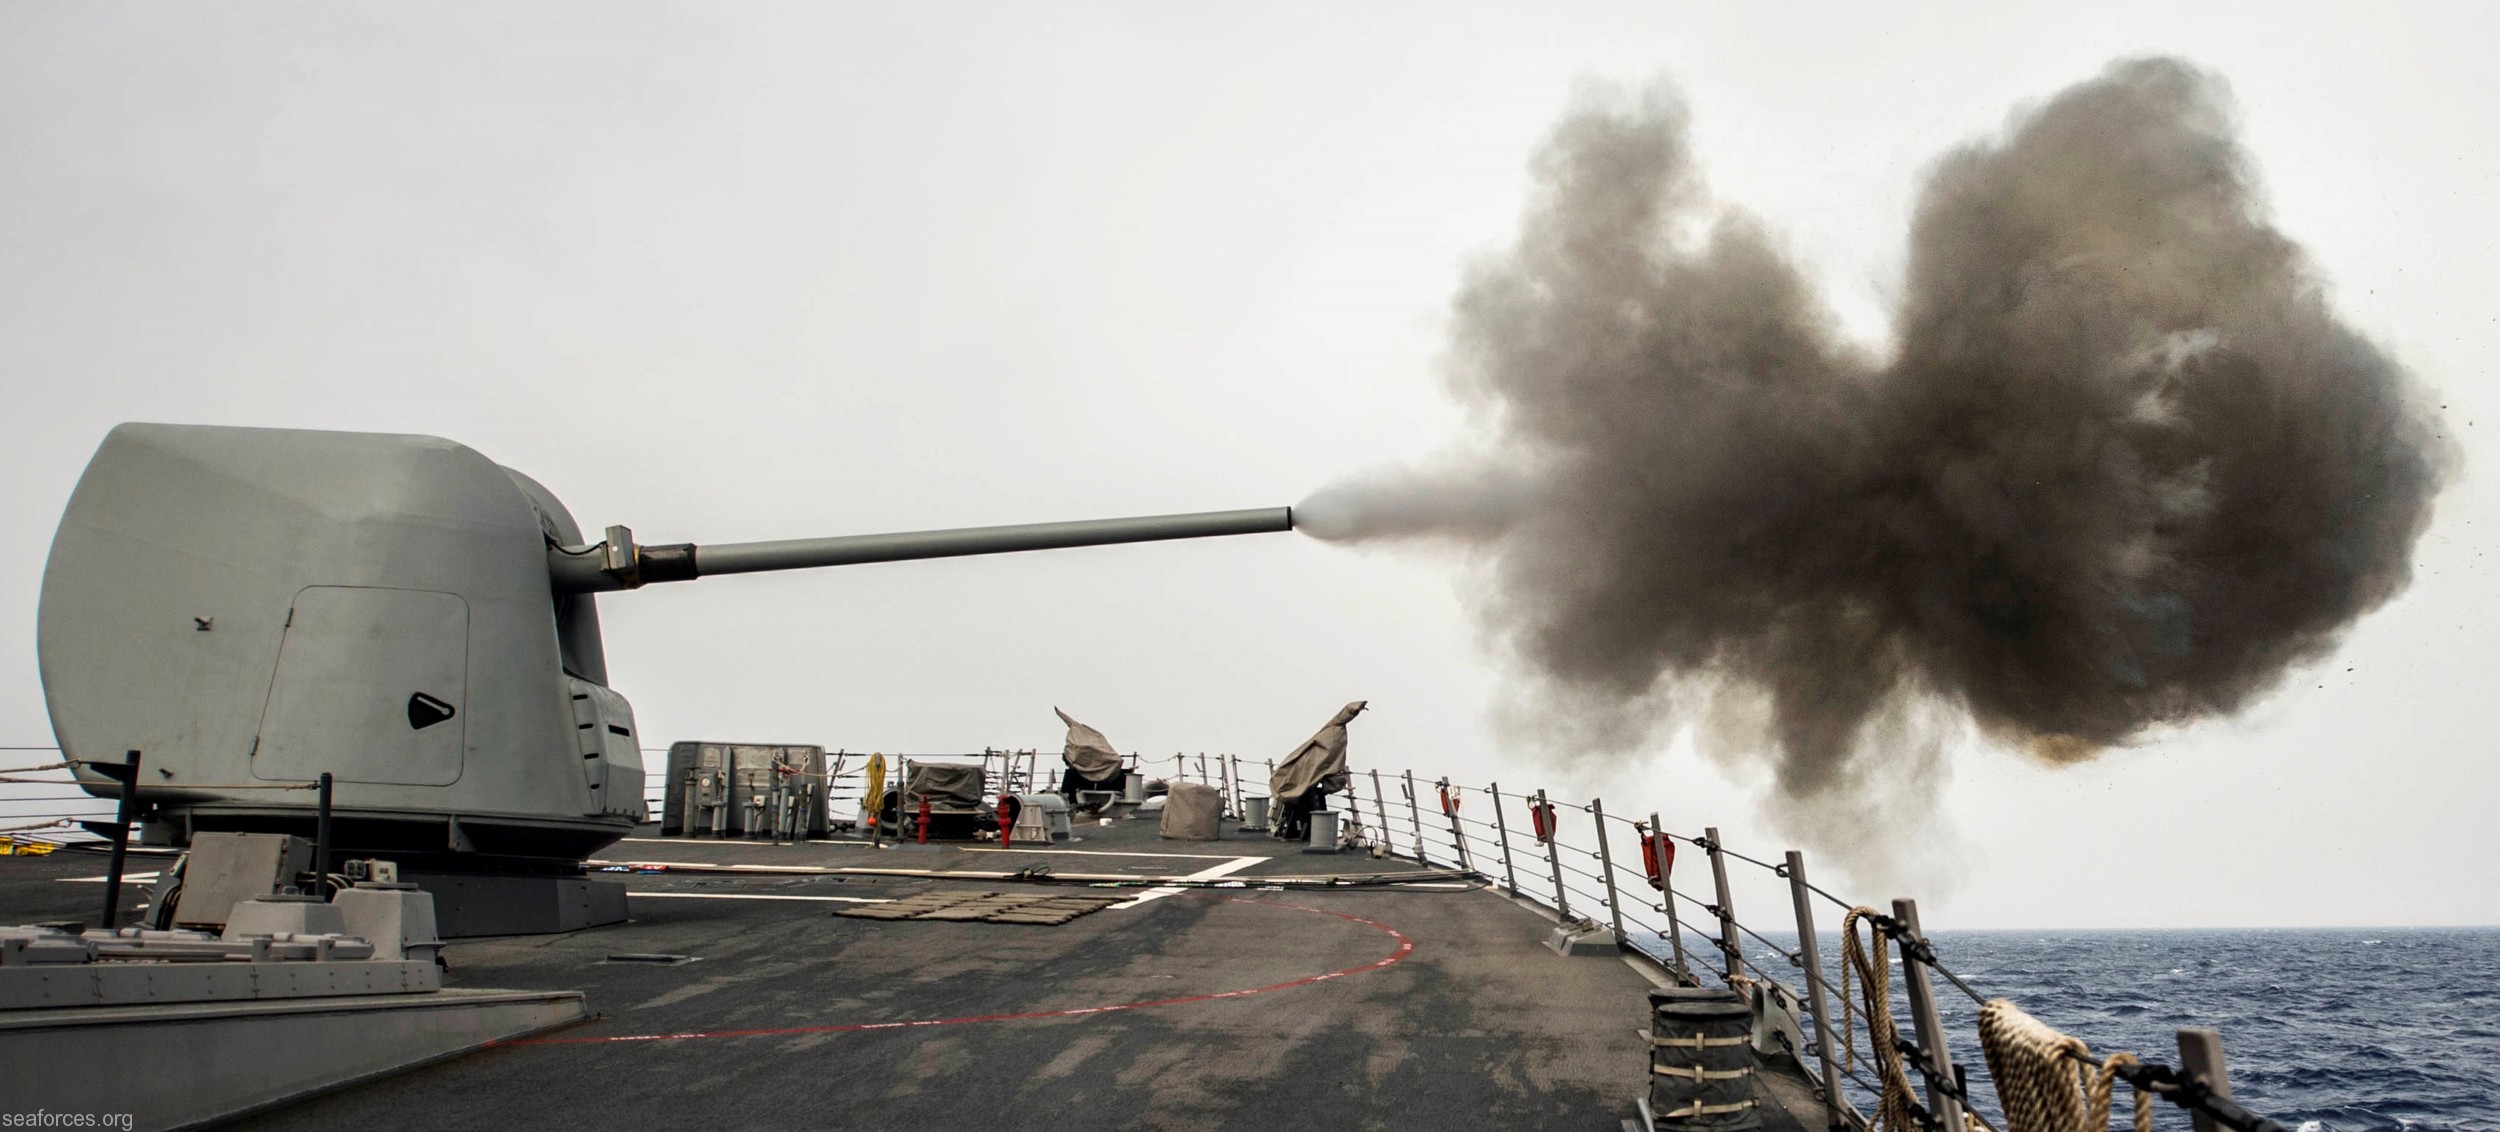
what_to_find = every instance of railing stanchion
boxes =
[1651,811,1691,981]
[1437,778,1471,873]
[2177,1027,2233,1132]
[1539,789,1571,920]
[1591,797,1626,952]
[1892,898,1966,1132]
[1704,826,1741,984]
[1786,850,1851,1131]
[1402,769,1428,865]
[1369,769,1392,858]
[1491,782,1519,894]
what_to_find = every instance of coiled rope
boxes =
[1974,999,2147,1132]
[1837,906,1927,1132]
[1839,907,2149,1132]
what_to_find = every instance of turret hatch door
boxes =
[255,586,468,786]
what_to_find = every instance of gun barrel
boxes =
[553,506,1293,593]
[700,506,1293,576]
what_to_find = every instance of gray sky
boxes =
[3,2,2494,928]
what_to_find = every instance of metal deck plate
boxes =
[835,889,1125,924]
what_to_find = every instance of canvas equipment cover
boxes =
[1271,701,1366,804]
[906,763,987,811]
[1159,781,1223,841]
[1056,707,1124,784]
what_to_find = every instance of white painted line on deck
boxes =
[1106,856,1266,910]
[618,837,874,847]
[596,859,1270,884]
[629,892,891,904]
[961,847,1244,860]
[613,837,1242,861]
[591,860,843,874]
[54,871,160,883]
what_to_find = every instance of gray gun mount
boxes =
[39,423,1291,870]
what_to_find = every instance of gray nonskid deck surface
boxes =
[0,821,1830,1130]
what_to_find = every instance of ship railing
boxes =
[1314,766,2298,1132]
[0,743,2297,1132]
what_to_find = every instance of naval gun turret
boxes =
[38,423,1290,931]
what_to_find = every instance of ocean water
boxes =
[1706,927,2499,1132]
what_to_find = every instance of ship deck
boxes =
[2,816,1835,1131]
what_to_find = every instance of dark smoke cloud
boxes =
[1301,59,2454,881]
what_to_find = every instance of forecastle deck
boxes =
[1,813,1834,1130]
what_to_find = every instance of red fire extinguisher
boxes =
[1529,798,1555,843]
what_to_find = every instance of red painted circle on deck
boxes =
[496,895,1415,1047]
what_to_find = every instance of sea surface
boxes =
[1702,927,2499,1132]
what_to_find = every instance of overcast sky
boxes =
[3,3,2493,928]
